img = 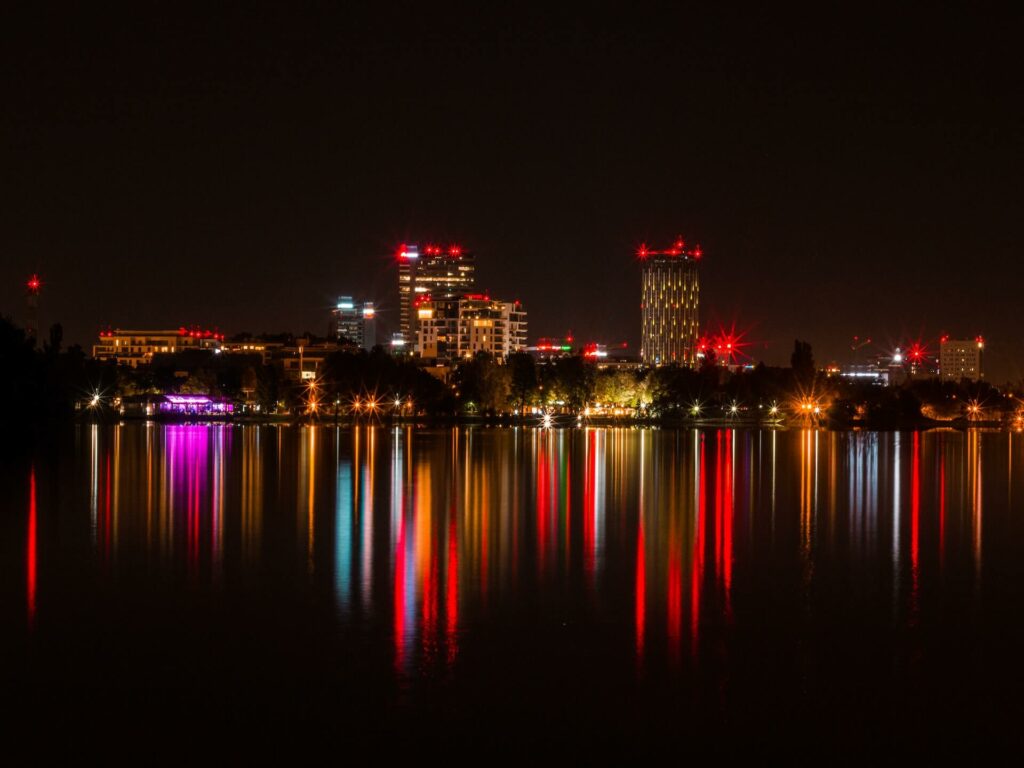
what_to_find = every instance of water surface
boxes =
[4,425,1023,756]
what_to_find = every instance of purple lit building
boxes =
[158,394,234,415]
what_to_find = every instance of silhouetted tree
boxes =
[791,339,815,386]
[509,352,538,413]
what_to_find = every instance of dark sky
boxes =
[3,4,1022,378]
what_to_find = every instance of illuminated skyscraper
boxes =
[397,244,475,344]
[639,238,701,366]
[329,296,377,349]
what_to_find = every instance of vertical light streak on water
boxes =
[212,426,225,582]
[770,429,777,537]
[970,430,983,583]
[146,423,154,556]
[800,430,812,562]
[27,468,37,629]
[813,429,820,527]
[636,429,647,666]
[306,427,317,576]
[593,429,605,579]
[694,430,708,655]
[848,436,858,544]
[445,500,459,667]
[335,457,353,617]
[724,429,734,602]
[360,429,375,609]
[391,427,404,555]
[90,424,99,545]
[167,427,176,561]
[893,432,901,606]
[868,434,879,548]
[415,463,433,660]
[112,424,122,556]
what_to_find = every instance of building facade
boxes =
[416,294,527,362]
[398,244,475,344]
[92,327,224,367]
[940,337,984,381]
[329,297,377,349]
[639,238,701,366]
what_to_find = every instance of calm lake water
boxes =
[4,424,1024,757]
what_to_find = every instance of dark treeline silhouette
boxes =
[1,319,1016,426]
[1,316,115,424]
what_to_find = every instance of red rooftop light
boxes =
[26,274,42,293]
[636,238,704,259]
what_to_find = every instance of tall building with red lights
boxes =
[398,244,475,344]
[638,238,701,366]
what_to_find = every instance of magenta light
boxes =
[165,394,213,404]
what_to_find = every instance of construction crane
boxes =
[848,335,873,366]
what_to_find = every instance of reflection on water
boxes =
[8,424,1024,749]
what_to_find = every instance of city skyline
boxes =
[11,240,1000,382]
[2,6,1021,380]
[7,6,1024,757]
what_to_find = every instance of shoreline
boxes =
[72,413,1010,431]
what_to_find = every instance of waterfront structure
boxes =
[329,297,377,349]
[92,327,224,367]
[940,336,984,381]
[398,244,475,344]
[638,238,701,366]
[107,394,234,417]
[416,294,527,362]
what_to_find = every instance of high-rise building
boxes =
[329,297,377,349]
[639,238,701,366]
[329,296,361,344]
[940,336,984,381]
[398,244,475,344]
[416,294,527,363]
[361,302,377,349]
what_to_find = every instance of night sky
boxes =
[3,4,1022,378]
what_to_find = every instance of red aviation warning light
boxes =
[635,237,703,259]
[26,274,42,294]
[448,245,462,257]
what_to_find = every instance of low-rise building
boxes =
[92,327,224,367]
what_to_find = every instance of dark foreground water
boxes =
[3,424,1024,758]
